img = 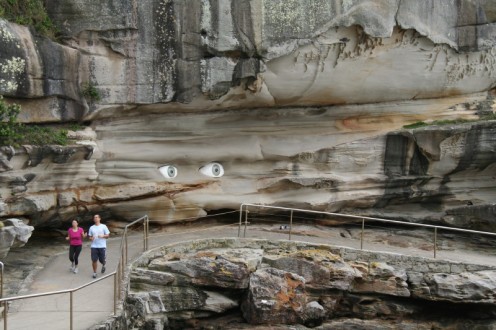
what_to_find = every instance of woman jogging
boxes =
[66,219,86,274]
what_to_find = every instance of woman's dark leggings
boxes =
[69,245,82,265]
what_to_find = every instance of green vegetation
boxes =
[403,121,428,129]
[403,113,496,129]
[0,95,21,145]
[481,112,496,121]
[0,96,80,146]
[0,0,58,38]
[81,82,101,102]
[15,125,70,146]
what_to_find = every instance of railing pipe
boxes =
[0,261,4,330]
[118,215,149,261]
[144,216,149,251]
[70,291,73,330]
[289,209,293,241]
[3,207,496,329]
[240,203,496,237]
[117,261,122,300]
[121,247,125,276]
[243,208,249,238]
[0,214,150,330]
[113,273,118,315]
[1,262,4,330]
[434,227,438,259]
[238,204,244,237]
[361,218,365,250]
[0,261,3,299]
[0,272,116,304]
[3,300,6,330]
[0,271,116,330]
[125,232,128,264]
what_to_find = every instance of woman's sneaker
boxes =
[70,263,74,272]
[73,268,78,274]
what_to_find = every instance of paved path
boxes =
[2,221,496,330]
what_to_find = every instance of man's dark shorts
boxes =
[91,247,106,264]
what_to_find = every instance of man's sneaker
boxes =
[101,265,106,274]
[92,273,97,279]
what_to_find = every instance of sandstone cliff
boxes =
[0,0,495,232]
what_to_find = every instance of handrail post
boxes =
[69,291,73,330]
[0,261,3,299]
[117,261,122,300]
[4,299,7,330]
[243,207,249,238]
[434,227,437,259]
[238,204,244,237]
[361,218,365,250]
[113,273,117,315]
[125,233,128,263]
[121,247,126,273]
[1,261,5,330]
[145,216,149,251]
[289,209,293,241]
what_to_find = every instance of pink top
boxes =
[67,227,84,246]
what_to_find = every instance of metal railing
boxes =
[0,271,116,330]
[2,205,495,329]
[238,203,496,258]
[0,262,3,300]
[0,215,150,330]
[0,261,3,328]
[116,215,149,300]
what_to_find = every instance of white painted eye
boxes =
[158,165,178,179]
[199,162,224,178]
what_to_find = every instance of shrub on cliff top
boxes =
[0,95,20,145]
[0,96,73,146]
[0,0,58,38]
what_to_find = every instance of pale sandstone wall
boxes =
[0,1,494,230]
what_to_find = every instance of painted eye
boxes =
[199,162,224,178]
[158,165,178,178]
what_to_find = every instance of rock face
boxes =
[0,219,34,258]
[122,238,496,329]
[0,1,495,231]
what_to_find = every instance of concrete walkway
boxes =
[2,221,496,330]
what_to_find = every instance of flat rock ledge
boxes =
[101,239,496,330]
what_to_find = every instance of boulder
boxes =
[148,254,251,289]
[241,267,306,325]
[0,218,34,258]
[410,270,496,303]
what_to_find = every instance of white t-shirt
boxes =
[89,224,110,248]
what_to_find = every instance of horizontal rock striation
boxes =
[0,108,495,232]
[0,0,494,235]
[121,238,496,329]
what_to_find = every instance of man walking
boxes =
[88,214,110,279]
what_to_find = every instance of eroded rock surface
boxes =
[0,219,34,258]
[122,238,496,329]
[0,1,494,235]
